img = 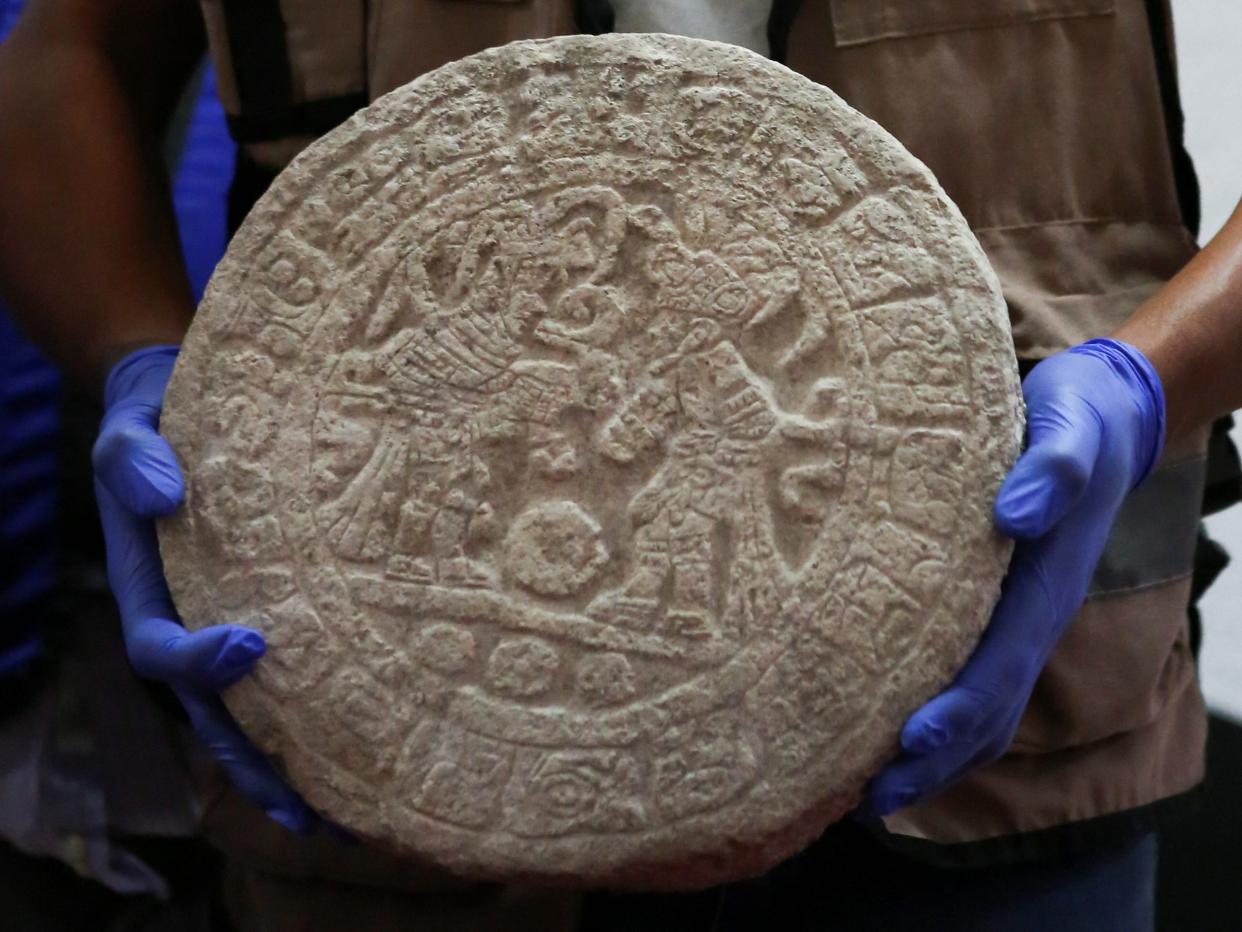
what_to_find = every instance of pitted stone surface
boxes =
[158,34,1023,887]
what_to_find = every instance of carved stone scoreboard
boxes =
[158,35,1023,886]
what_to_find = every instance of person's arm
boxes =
[1116,197,1242,442]
[0,0,318,832]
[0,0,202,386]
[866,202,1242,815]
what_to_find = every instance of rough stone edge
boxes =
[159,33,1025,889]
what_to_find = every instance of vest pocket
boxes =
[1010,440,1208,753]
[828,0,1115,46]
[1010,575,1197,752]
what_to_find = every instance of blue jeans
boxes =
[711,822,1158,932]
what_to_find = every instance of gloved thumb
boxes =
[92,410,185,517]
[126,618,266,691]
[994,392,1101,540]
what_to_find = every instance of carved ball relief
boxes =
[158,34,1023,887]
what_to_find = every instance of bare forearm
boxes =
[0,1,203,387]
[1115,199,1242,442]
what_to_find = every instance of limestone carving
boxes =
[158,34,1024,887]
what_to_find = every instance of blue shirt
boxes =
[0,0,60,674]
[0,0,234,674]
[0,312,60,674]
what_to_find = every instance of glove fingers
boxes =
[94,480,179,618]
[870,698,1032,816]
[127,619,265,691]
[883,528,1098,809]
[863,740,971,816]
[175,688,317,834]
[898,543,1054,756]
[900,683,996,756]
[93,414,185,518]
[995,398,1101,539]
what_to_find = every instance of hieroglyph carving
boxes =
[159,35,1023,887]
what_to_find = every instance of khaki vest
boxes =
[199,0,1207,866]
[786,0,1207,852]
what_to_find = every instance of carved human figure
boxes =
[431,476,497,588]
[477,360,584,480]
[387,444,498,588]
[589,320,782,638]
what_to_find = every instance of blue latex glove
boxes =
[865,337,1166,815]
[93,344,315,832]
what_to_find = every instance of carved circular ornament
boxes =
[159,35,1023,887]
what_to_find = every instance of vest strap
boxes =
[226,93,369,145]
[1089,453,1206,597]
[219,0,294,119]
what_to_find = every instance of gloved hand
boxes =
[93,344,316,832]
[865,337,1166,815]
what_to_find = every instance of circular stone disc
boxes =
[159,34,1023,887]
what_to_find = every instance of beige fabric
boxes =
[828,0,1118,46]
[881,426,1209,843]
[283,0,366,103]
[366,0,578,101]
[783,0,1207,841]
[198,0,578,170]
[977,221,1196,357]
[881,664,1205,843]
[198,1,240,115]
[786,0,1199,358]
